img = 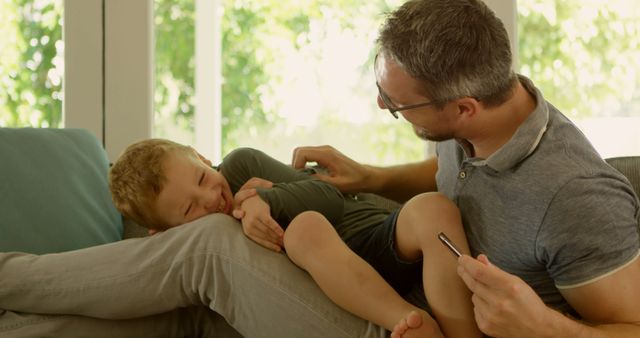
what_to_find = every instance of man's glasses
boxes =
[376,82,437,119]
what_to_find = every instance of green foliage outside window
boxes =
[153,0,196,143]
[518,1,640,118]
[0,0,63,127]
[1,0,638,157]
[153,0,420,164]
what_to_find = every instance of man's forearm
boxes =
[544,309,640,338]
[365,157,438,203]
[567,322,640,338]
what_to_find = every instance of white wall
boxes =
[104,0,153,161]
[484,0,517,68]
[64,0,153,162]
[63,0,103,142]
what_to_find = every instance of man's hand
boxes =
[235,193,284,252]
[291,145,371,193]
[457,254,556,338]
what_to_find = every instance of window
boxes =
[518,0,640,157]
[154,0,639,164]
[154,0,194,145]
[154,0,423,164]
[0,0,63,128]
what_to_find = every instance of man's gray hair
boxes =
[378,0,517,107]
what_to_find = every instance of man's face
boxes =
[154,151,234,228]
[374,53,457,142]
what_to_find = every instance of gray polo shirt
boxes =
[436,76,640,313]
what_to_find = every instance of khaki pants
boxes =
[0,214,386,338]
[0,307,241,338]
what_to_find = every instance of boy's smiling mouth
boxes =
[216,194,233,215]
[216,198,226,213]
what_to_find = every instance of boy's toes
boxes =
[405,311,423,329]
[391,318,409,338]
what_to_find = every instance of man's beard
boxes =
[414,126,453,142]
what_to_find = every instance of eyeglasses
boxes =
[376,82,437,119]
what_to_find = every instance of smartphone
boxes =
[437,232,462,258]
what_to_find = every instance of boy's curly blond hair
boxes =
[109,138,195,229]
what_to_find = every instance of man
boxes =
[288,0,640,337]
[1,1,638,338]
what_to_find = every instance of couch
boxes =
[1,127,639,336]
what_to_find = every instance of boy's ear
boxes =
[148,228,160,236]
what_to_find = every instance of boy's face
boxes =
[154,150,234,228]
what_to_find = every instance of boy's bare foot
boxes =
[390,310,443,338]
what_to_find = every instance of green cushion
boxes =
[0,128,123,254]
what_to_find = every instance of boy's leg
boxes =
[0,306,242,338]
[0,214,385,338]
[283,211,442,337]
[394,192,481,338]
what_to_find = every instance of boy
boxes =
[109,138,481,338]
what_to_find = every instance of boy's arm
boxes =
[222,147,345,225]
[255,180,344,226]
[236,193,285,252]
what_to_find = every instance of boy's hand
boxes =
[238,194,284,252]
[232,177,274,218]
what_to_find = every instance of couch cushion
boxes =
[606,157,640,196]
[606,156,640,225]
[0,128,123,254]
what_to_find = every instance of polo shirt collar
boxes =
[462,75,549,172]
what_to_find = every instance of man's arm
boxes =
[291,145,438,203]
[554,255,640,337]
[366,158,438,203]
[458,254,640,338]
